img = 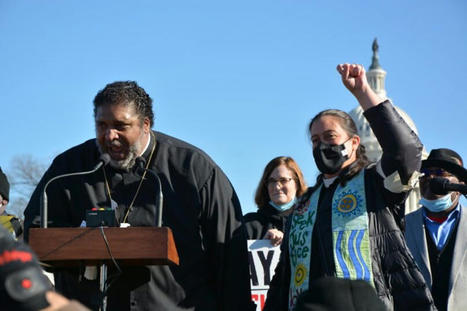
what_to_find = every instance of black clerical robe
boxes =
[24,131,255,311]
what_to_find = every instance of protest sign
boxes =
[248,239,281,311]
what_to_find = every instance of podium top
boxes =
[28,226,179,267]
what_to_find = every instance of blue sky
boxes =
[1,1,466,215]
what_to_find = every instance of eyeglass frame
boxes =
[267,177,294,187]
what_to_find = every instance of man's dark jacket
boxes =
[24,131,255,311]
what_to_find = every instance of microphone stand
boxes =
[137,167,163,227]
[37,154,110,311]
[152,169,164,227]
[40,155,110,228]
[100,250,108,311]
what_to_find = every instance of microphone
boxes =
[429,177,467,195]
[135,157,164,227]
[135,157,146,171]
[40,153,111,228]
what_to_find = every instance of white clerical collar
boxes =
[138,133,151,157]
[323,176,338,188]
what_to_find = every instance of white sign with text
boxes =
[248,239,281,311]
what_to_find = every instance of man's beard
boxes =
[97,135,144,171]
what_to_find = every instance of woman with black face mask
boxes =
[264,64,435,311]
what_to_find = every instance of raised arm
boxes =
[337,63,423,189]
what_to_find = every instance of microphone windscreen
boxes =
[100,153,111,166]
[135,157,146,169]
[429,177,449,195]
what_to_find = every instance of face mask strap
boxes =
[341,135,358,157]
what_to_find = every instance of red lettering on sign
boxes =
[251,293,266,310]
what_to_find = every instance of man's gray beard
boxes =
[97,139,142,171]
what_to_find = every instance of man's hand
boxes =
[337,63,382,111]
[263,228,284,246]
[41,291,90,311]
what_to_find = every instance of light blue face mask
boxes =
[269,197,296,212]
[419,193,453,213]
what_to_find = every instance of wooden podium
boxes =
[28,226,179,267]
[29,227,179,310]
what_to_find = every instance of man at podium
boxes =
[23,81,255,311]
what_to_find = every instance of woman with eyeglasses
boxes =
[263,64,435,311]
[244,156,307,246]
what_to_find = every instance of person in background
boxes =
[244,156,307,246]
[263,64,434,311]
[405,148,467,311]
[0,167,23,239]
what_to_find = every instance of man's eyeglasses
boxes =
[421,168,453,178]
[267,177,293,186]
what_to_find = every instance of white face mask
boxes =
[419,193,454,213]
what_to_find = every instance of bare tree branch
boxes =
[5,154,48,219]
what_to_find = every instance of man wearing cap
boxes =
[405,148,467,311]
[0,167,22,239]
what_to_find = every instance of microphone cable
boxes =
[99,226,122,275]
[98,226,122,307]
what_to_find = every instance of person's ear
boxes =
[143,117,151,134]
[351,135,360,152]
[0,202,7,214]
[451,191,461,205]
